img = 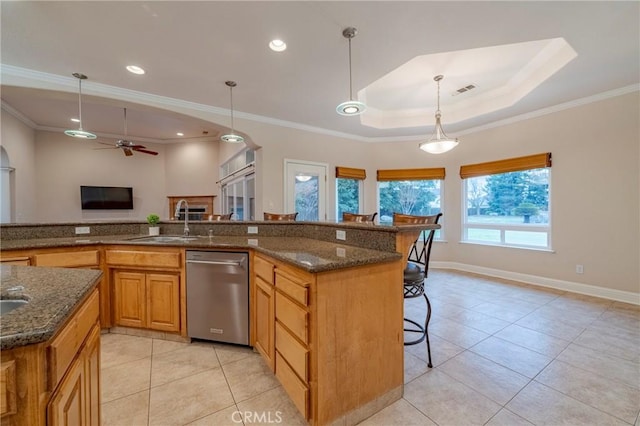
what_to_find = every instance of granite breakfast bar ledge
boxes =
[0,265,102,350]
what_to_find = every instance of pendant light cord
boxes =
[229,86,235,133]
[348,37,353,101]
[78,78,84,131]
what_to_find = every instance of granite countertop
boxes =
[0,235,402,273]
[0,265,102,350]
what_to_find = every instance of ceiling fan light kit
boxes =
[336,27,366,116]
[220,80,245,144]
[419,75,459,154]
[65,73,97,139]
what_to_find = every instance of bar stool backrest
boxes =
[342,212,377,223]
[210,213,233,221]
[263,212,298,221]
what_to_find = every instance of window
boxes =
[461,153,552,249]
[219,149,255,220]
[377,167,444,239]
[336,167,365,219]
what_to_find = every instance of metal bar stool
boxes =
[393,212,442,368]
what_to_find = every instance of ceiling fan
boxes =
[95,108,158,156]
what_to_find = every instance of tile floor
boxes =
[101,269,640,426]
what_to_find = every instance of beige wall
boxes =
[370,93,639,294]
[1,91,638,297]
[33,132,167,221]
[164,140,220,216]
[0,110,37,222]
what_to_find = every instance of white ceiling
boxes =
[1,1,638,144]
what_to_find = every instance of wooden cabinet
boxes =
[107,248,183,335]
[47,321,101,426]
[251,253,404,425]
[253,255,275,371]
[273,266,312,420]
[0,287,100,426]
[113,270,180,332]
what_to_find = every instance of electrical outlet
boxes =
[248,226,258,234]
[576,264,584,274]
[247,238,258,246]
[336,247,346,257]
[75,226,90,235]
[336,230,346,240]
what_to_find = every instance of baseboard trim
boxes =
[431,261,640,305]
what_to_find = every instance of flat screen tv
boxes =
[80,186,133,210]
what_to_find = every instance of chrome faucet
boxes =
[174,199,190,236]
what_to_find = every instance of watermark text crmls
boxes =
[231,410,283,424]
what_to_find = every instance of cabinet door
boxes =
[147,273,180,332]
[113,271,147,328]
[84,325,101,426]
[47,356,85,426]
[255,277,275,371]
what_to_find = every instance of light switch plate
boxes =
[248,226,258,234]
[336,230,346,240]
[75,226,90,235]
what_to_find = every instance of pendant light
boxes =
[64,73,97,139]
[336,27,366,116]
[419,75,459,154]
[220,81,244,144]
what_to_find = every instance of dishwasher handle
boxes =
[186,259,244,267]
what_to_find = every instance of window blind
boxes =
[335,166,366,180]
[376,167,445,181]
[459,153,552,179]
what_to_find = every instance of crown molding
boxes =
[1,100,38,128]
[2,64,638,144]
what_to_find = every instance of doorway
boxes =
[284,159,327,221]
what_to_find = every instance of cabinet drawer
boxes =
[275,352,309,420]
[48,290,99,388]
[254,256,274,284]
[34,250,98,267]
[106,250,181,268]
[275,322,308,382]
[275,270,308,306]
[275,292,308,344]
[0,360,16,417]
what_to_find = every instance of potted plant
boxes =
[146,213,160,235]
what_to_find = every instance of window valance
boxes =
[376,167,445,181]
[336,166,366,180]
[459,153,552,179]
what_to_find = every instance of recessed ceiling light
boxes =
[176,132,184,136]
[126,65,145,75]
[70,118,80,123]
[269,39,286,52]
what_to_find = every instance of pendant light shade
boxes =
[336,27,366,116]
[220,81,245,144]
[419,75,459,154]
[64,73,97,139]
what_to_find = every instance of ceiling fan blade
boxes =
[133,148,159,156]
[123,148,133,156]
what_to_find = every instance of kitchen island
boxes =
[0,221,438,425]
[0,265,102,425]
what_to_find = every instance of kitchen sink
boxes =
[0,299,29,315]
[129,235,201,243]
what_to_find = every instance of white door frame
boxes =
[283,159,328,221]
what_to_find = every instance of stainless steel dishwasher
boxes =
[186,251,249,345]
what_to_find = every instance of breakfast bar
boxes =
[0,220,438,425]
